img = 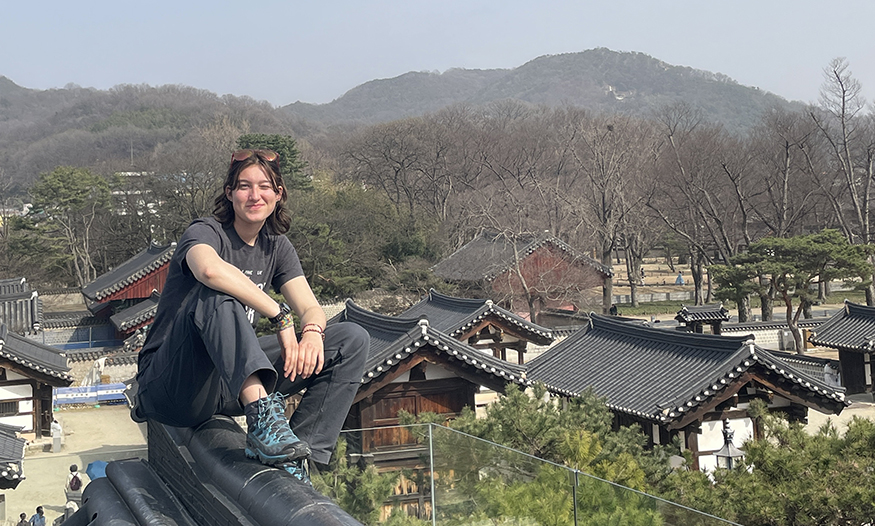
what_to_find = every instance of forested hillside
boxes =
[282,49,802,132]
[1,48,801,190]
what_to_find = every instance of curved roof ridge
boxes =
[590,313,750,351]
[340,300,423,333]
[426,289,489,309]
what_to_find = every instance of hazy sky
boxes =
[3,1,874,108]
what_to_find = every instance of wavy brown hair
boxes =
[212,149,292,234]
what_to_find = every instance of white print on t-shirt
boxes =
[244,280,269,325]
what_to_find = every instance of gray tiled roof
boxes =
[432,230,612,282]
[110,292,160,332]
[334,301,529,387]
[722,317,825,332]
[808,301,875,352]
[527,314,846,424]
[0,278,28,296]
[0,290,42,334]
[0,324,73,383]
[41,311,107,329]
[400,289,553,344]
[82,242,175,301]
[675,303,730,324]
[0,424,25,489]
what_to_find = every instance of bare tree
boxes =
[809,57,875,304]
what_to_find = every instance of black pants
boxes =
[136,284,369,464]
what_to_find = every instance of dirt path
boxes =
[2,406,146,525]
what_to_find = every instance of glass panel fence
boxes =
[340,424,740,526]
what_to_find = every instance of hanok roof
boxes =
[0,277,28,296]
[808,301,875,352]
[722,317,825,333]
[0,424,25,489]
[0,324,73,384]
[0,290,42,334]
[432,230,612,282]
[400,289,553,344]
[82,242,175,302]
[41,311,108,329]
[675,303,731,324]
[110,291,160,332]
[527,314,846,427]
[333,301,529,394]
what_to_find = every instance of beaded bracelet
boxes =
[275,312,295,332]
[301,323,325,341]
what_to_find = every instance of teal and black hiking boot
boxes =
[244,393,311,465]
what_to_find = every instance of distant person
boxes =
[66,464,83,504]
[17,512,28,526]
[609,304,618,316]
[28,506,45,526]
[675,271,685,285]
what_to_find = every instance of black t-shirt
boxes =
[138,218,303,370]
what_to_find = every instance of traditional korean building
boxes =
[110,291,160,339]
[332,301,530,466]
[808,301,875,395]
[432,231,611,322]
[0,324,73,437]
[399,289,553,363]
[527,314,848,471]
[82,242,174,310]
[675,303,731,334]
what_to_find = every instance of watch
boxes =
[269,302,292,326]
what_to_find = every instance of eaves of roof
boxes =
[402,290,553,344]
[527,314,846,424]
[336,301,529,388]
[808,301,875,352]
[81,243,175,302]
[0,325,73,383]
[675,303,731,323]
[110,292,160,332]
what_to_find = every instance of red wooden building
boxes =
[81,243,175,340]
[432,230,611,323]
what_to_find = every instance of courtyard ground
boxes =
[0,405,146,525]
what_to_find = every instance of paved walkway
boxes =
[1,405,146,525]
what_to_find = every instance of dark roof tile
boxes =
[110,292,160,332]
[334,301,529,387]
[527,314,846,423]
[0,324,73,383]
[401,289,553,343]
[808,301,875,351]
[82,243,175,302]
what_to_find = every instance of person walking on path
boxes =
[17,512,28,526]
[132,149,368,483]
[28,507,45,526]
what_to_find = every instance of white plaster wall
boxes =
[0,415,32,431]
[6,371,27,381]
[699,454,718,472]
[0,385,32,400]
[699,418,753,451]
[19,400,32,413]
[389,363,456,384]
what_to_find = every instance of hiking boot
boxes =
[244,393,310,465]
[280,457,311,485]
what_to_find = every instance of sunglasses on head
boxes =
[230,149,279,164]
